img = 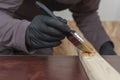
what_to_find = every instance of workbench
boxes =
[0,56,119,80]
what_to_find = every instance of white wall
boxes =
[98,0,120,21]
[54,0,120,21]
[54,9,73,20]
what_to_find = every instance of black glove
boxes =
[99,41,116,55]
[26,15,70,51]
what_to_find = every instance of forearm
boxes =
[0,11,30,52]
[72,11,110,51]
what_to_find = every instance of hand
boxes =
[99,41,116,55]
[25,15,70,51]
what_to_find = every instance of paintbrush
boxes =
[35,1,93,53]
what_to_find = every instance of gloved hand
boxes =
[26,15,70,51]
[99,41,116,55]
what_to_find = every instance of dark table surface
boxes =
[0,55,119,80]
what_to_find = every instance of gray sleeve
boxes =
[0,0,31,52]
[69,0,110,51]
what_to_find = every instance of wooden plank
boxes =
[0,56,89,80]
[78,42,120,80]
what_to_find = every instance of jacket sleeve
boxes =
[0,0,31,52]
[69,0,110,51]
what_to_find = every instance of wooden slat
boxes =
[77,40,120,80]
[78,51,120,80]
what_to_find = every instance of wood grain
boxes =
[0,56,120,80]
[0,56,88,80]
[78,51,120,80]
[77,37,120,80]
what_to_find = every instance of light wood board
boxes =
[77,37,120,80]
[78,50,120,80]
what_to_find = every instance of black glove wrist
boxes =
[99,41,116,55]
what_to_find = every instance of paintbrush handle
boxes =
[36,1,58,20]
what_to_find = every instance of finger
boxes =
[40,25,65,37]
[31,39,61,49]
[29,26,65,39]
[30,18,66,37]
[40,41,61,48]
[42,15,71,32]
[36,32,65,42]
